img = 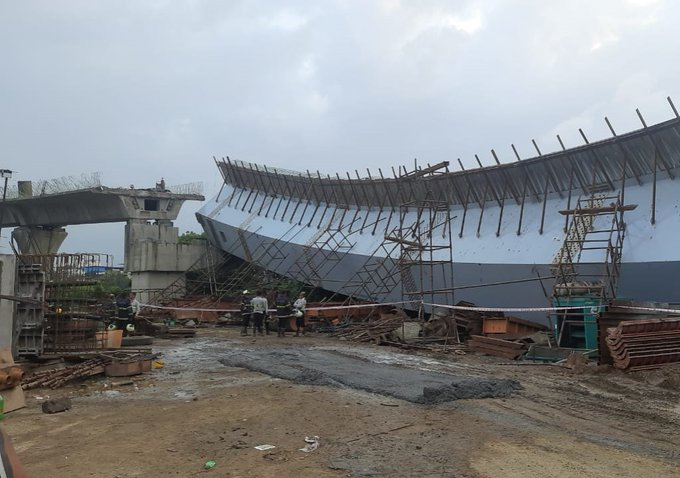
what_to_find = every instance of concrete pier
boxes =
[0,184,205,300]
[0,254,17,349]
[125,220,207,303]
[12,226,68,254]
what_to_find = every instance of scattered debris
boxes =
[0,347,26,413]
[23,357,107,390]
[203,460,216,469]
[120,335,154,347]
[299,436,319,453]
[41,397,72,414]
[330,312,404,343]
[522,344,594,363]
[422,315,460,342]
[564,352,590,371]
[468,335,527,359]
[254,444,276,451]
[104,353,154,377]
[163,328,197,339]
[23,351,158,389]
[482,314,548,339]
[381,337,468,353]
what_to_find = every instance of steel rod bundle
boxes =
[22,357,109,390]
[329,315,405,342]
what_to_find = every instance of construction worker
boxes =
[250,290,268,336]
[115,292,132,336]
[275,290,292,337]
[240,290,253,336]
[130,292,141,320]
[293,291,307,336]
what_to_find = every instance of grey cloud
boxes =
[0,0,677,260]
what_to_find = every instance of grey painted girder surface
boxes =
[0,187,204,227]
[197,214,680,322]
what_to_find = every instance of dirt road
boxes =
[5,329,680,477]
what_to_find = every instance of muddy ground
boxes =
[4,328,680,477]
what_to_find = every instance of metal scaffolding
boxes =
[16,253,114,355]
[286,214,358,292]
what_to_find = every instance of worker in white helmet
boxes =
[293,291,307,336]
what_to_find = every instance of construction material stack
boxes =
[606,317,680,370]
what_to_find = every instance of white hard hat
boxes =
[126,324,136,333]
[294,309,303,318]
[243,290,250,295]
[107,323,117,331]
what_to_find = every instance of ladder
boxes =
[551,192,633,347]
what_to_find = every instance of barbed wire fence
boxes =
[4,172,103,199]
[167,182,204,195]
[3,173,204,199]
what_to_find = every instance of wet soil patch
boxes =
[218,346,521,404]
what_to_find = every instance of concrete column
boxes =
[0,254,17,349]
[124,219,208,303]
[12,226,68,254]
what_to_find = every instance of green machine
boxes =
[552,296,603,350]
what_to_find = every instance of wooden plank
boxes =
[468,341,525,354]
[469,335,526,349]
[468,343,524,360]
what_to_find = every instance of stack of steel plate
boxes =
[469,335,527,360]
[606,317,680,370]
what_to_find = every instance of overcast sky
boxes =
[1,0,678,264]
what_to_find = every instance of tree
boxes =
[94,270,132,297]
[178,231,207,245]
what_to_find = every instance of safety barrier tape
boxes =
[119,300,680,318]
[141,303,241,313]
[139,300,418,314]
[422,302,599,313]
[306,301,417,312]
[613,305,680,315]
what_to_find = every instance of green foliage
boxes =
[97,270,131,297]
[272,277,302,298]
[48,271,131,301]
[178,231,207,245]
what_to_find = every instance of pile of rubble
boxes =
[323,301,548,358]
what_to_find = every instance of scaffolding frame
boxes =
[16,253,114,355]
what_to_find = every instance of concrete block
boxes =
[41,397,72,414]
